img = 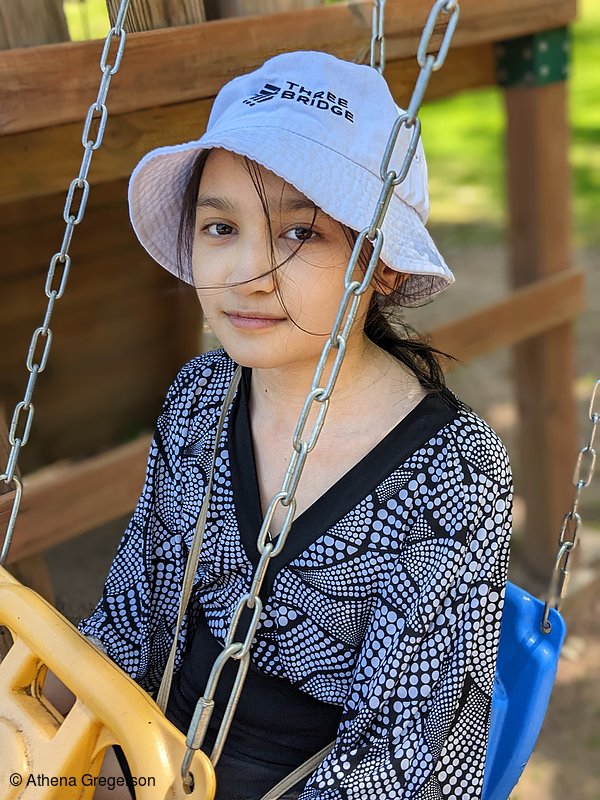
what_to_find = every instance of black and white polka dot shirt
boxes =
[78,348,512,799]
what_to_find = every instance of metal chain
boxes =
[180,0,461,787]
[370,0,385,74]
[542,379,600,632]
[0,0,131,567]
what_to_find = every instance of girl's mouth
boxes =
[226,313,286,329]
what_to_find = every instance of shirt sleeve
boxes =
[76,358,201,694]
[298,424,513,800]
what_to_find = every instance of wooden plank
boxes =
[0,178,192,470]
[505,81,578,581]
[0,434,153,563]
[0,269,584,561]
[0,0,576,137]
[0,42,496,205]
[0,0,69,50]
[429,270,585,367]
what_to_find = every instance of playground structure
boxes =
[0,0,593,797]
[0,0,584,605]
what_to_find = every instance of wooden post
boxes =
[502,31,579,582]
[106,0,205,30]
[0,0,70,49]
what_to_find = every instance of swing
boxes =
[0,0,596,798]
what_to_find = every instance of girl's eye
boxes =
[204,222,234,236]
[286,227,317,242]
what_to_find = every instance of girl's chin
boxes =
[216,340,318,371]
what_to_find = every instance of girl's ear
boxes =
[375,261,408,296]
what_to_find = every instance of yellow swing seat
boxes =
[0,566,216,800]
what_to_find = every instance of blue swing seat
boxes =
[482,580,567,800]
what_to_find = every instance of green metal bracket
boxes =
[495,27,571,88]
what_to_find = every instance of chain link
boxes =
[0,0,131,567]
[542,379,600,632]
[181,1,461,782]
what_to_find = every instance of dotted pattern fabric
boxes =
[78,348,512,799]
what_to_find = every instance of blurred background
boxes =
[1,0,598,797]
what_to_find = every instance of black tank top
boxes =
[166,612,343,758]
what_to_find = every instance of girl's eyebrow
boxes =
[195,194,320,214]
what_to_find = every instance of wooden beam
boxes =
[0,0,576,137]
[0,434,152,564]
[0,269,584,562]
[429,270,585,367]
[505,81,578,582]
[0,42,496,205]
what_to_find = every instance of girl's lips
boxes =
[226,313,286,329]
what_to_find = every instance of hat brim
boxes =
[128,126,455,306]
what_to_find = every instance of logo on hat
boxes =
[243,81,355,123]
[243,83,281,106]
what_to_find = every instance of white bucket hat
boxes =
[128,50,454,305]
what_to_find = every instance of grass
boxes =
[63,0,599,246]
[420,0,600,247]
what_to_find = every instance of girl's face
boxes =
[191,148,385,370]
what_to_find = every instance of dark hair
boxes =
[177,150,458,407]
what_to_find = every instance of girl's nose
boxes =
[234,232,277,294]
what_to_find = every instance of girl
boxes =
[63,50,511,799]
